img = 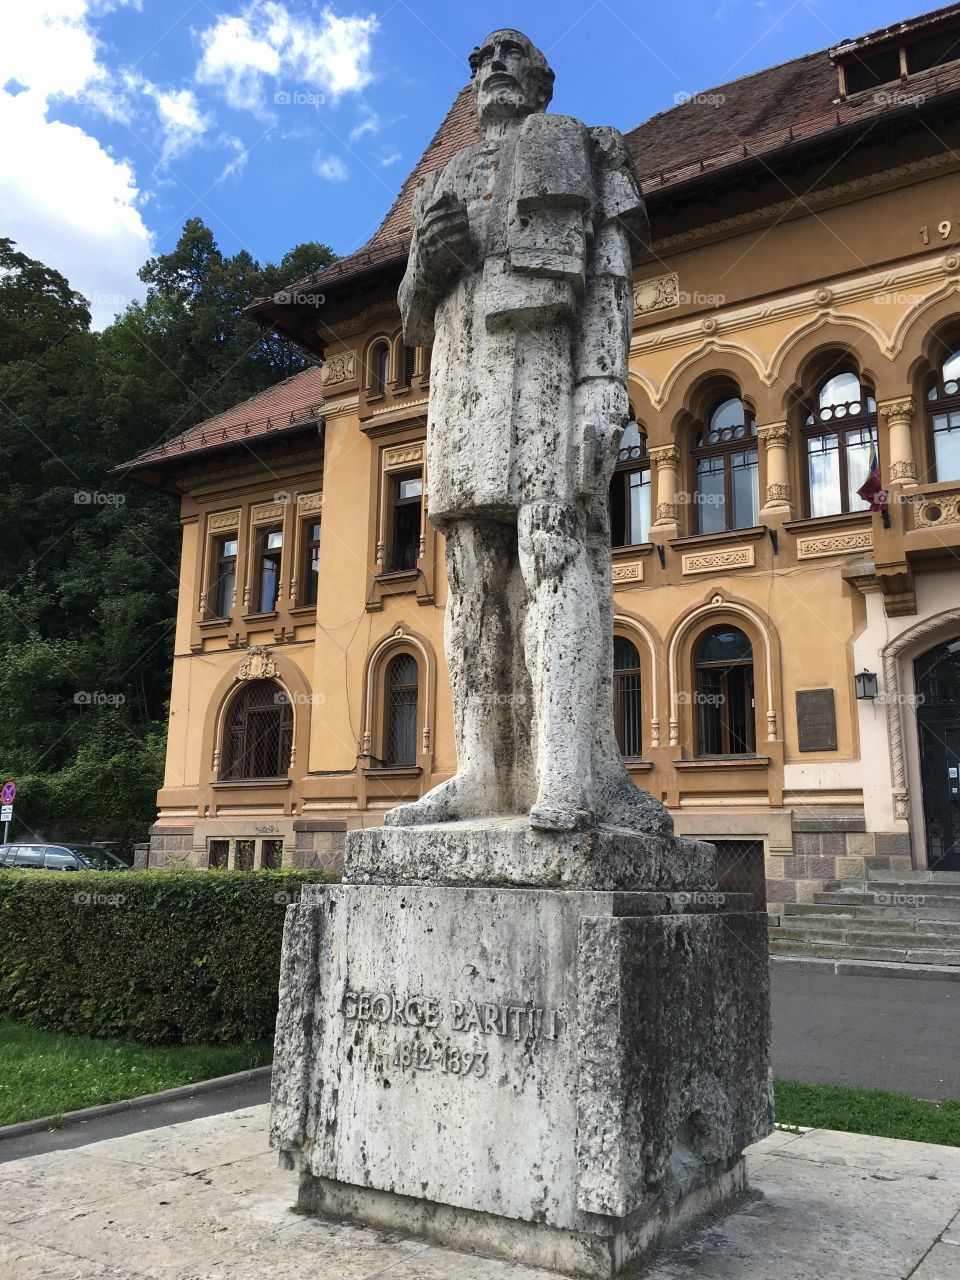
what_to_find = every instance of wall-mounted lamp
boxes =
[854,670,879,700]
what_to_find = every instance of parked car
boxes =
[0,844,130,871]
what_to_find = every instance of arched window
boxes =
[613,636,642,758]
[369,342,390,396]
[926,347,960,482]
[221,681,293,779]
[385,653,419,766]
[803,370,877,516]
[694,626,755,756]
[693,397,758,534]
[610,419,651,547]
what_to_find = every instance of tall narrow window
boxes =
[207,839,229,869]
[389,472,423,572]
[370,342,390,396]
[693,398,758,533]
[398,345,416,388]
[694,626,755,756]
[257,526,283,612]
[302,520,321,606]
[221,681,293,779]
[613,636,642,758]
[926,348,960,482]
[212,535,237,617]
[262,839,284,869]
[385,653,419,766]
[610,421,651,547]
[803,371,877,516]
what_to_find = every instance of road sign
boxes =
[1,781,15,805]
[1,805,12,822]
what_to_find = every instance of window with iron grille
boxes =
[385,653,419,766]
[235,839,255,871]
[207,839,229,869]
[713,840,766,911]
[262,838,284,869]
[221,681,293,779]
[613,636,642,758]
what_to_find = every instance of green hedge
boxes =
[0,868,333,1045]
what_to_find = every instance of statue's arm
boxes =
[400,171,472,348]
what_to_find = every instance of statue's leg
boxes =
[585,494,673,835]
[385,517,516,827]
[517,500,599,832]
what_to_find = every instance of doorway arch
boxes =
[915,637,960,871]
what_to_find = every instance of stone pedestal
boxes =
[270,823,773,1278]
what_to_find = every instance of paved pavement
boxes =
[771,965,960,1100]
[1,1103,959,1279]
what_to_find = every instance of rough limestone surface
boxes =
[345,816,716,891]
[271,882,773,1276]
[270,26,773,1278]
[386,27,668,837]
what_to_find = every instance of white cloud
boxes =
[0,1,152,328]
[197,2,378,115]
[314,153,348,181]
[130,76,212,163]
[349,110,379,143]
[379,149,401,167]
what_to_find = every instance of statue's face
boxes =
[474,30,547,124]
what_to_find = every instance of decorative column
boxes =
[880,398,917,486]
[649,443,681,534]
[757,422,793,517]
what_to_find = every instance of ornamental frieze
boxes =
[681,546,755,575]
[797,530,873,559]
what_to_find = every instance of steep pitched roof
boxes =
[118,364,325,475]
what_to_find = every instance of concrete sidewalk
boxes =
[1,1103,959,1278]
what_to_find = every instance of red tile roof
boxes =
[119,364,325,474]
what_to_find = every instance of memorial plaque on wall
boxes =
[796,689,838,752]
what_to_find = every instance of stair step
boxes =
[768,937,960,965]
[813,891,960,912]
[779,909,960,935]
[864,869,960,885]
[770,955,960,983]
[769,924,960,948]
[830,880,960,897]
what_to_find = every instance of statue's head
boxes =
[470,29,554,125]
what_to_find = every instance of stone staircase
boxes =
[768,870,960,981]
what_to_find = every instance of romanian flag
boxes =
[857,441,887,512]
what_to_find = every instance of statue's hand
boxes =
[418,193,474,278]
[576,380,629,494]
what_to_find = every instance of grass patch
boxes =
[775,1078,960,1147]
[0,1019,271,1126]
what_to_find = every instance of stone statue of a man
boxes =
[389,29,671,836]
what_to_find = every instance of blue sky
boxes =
[1,0,930,326]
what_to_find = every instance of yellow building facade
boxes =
[128,8,960,907]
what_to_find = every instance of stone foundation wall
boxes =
[146,828,195,868]
[292,821,347,872]
[765,814,912,908]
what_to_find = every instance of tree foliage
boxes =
[0,224,335,848]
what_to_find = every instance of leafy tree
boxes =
[0,224,336,848]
